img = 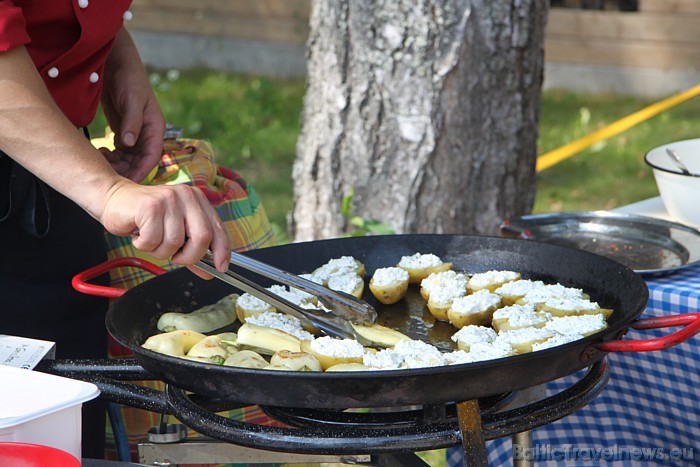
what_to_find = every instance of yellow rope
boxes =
[536,84,700,172]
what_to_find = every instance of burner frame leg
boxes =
[457,399,488,466]
[512,431,534,467]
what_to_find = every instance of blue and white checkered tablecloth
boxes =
[446,264,700,467]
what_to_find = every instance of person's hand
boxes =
[101,29,165,183]
[99,179,231,272]
[100,76,165,182]
[97,147,136,178]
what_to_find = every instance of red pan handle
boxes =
[597,313,700,352]
[72,257,168,298]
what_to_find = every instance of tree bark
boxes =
[291,0,548,241]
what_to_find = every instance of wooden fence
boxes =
[127,0,700,94]
[546,0,700,70]
[128,0,309,45]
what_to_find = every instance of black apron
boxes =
[0,147,110,459]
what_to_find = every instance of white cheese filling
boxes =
[451,325,497,346]
[310,336,366,358]
[421,270,468,294]
[465,341,515,362]
[237,293,275,312]
[428,281,467,306]
[246,311,315,341]
[493,304,551,329]
[327,273,363,294]
[450,290,501,316]
[532,333,583,351]
[495,327,556,345]
[541,297,601,312]
[372,267,410,286]
[469,270,519,288]
[494,279,545,297]
[544,314,607,336]
[520,284,584,304]
[398,253,443,269]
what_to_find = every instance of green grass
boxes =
[89,69,700,236]
[534,90,700,213]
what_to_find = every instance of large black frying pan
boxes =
[74,234,700,409]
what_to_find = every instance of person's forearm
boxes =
[104,28,149,87]
[0,46,126,220]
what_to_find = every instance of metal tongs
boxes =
[195,251,377,345]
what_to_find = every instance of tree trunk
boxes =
[290,0,548,241]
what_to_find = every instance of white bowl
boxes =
[645,138,700,227]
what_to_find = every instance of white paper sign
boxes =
[0,334,56,369]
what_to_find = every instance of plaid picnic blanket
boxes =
[93,135,281,464]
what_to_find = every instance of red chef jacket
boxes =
[0,0,132,127]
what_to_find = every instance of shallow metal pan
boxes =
[501,211,700,276]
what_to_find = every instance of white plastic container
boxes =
[0,365,100,462]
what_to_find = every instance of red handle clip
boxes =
[499,220,533,240]
[72,257,167,298]
[597,313,700,352]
